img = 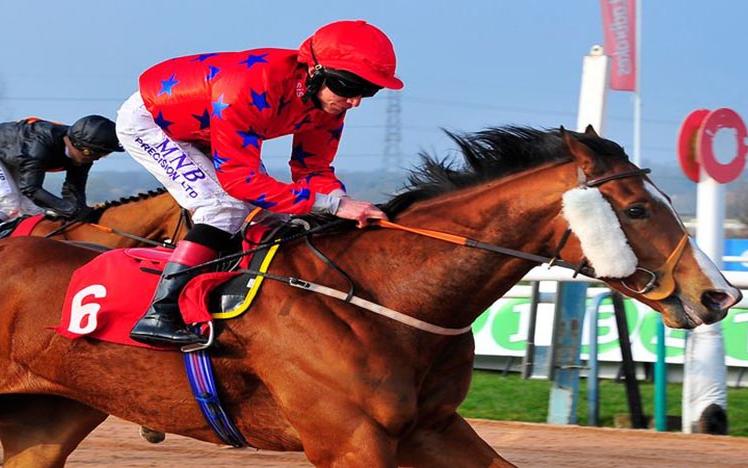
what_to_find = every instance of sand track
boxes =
[42,417,746,467]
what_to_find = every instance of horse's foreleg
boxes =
[0,394,107,468]
[397,413,515,468]
[285,402,397,468]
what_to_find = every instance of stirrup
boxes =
[181,321,215,353]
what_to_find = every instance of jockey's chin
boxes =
[317,87,361,115]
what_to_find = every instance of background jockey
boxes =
[116,19,404,347]
[0,115,122,223]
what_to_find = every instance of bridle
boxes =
[375,166,690,301]
[176,164,689,339]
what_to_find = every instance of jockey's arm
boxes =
[290,124,387,227]
[16,148,79,217]
[211,116,337,216]
[61,164,91,209]
[290,125,346,198]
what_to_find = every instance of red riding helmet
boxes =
[298,20,404,90]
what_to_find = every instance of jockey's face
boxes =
[316,86,362,115]
[63,136,110,166]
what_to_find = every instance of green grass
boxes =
[459,371,748,437]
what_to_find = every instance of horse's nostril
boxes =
[701,290,733,311]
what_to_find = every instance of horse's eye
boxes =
[625,204,648,219]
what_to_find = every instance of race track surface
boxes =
[25,417,748,466]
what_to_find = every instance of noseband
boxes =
[378,166,689,301]
[580,168,689,300]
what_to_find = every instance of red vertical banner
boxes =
[600,0,637,91]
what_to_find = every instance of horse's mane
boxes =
[96,187,169,211]
[381,126,627,216]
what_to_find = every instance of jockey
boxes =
[116,19,404,347]
[0,115,122,223]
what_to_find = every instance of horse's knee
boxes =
[302,420,397,468]
[0,395,106,468]
[3,444,69,468]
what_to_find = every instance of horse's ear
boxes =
[584,124,599,138]
[561,127,601,176]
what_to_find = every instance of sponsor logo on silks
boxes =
[134,137,206,199]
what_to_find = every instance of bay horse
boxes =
[27,188,187,247]
[0,127,741,467]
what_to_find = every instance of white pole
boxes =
[576,45,610,134]
[682,168,728,434]
[632,0,642,166]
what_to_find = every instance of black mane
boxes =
[381,126,627,216]
[96,187,169,211]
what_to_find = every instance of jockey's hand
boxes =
[74,206,102,224]
[43,209,63,220]
[335,197,388,228]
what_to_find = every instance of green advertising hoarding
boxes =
[473,295,748,366]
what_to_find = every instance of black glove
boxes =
[73,206,102,224]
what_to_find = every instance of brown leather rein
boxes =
[375,167,690,301]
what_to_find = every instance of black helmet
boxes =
[67,115,123,153]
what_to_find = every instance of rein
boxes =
[373,167,688,302]
[45,220,176,248]
[85,223,176,248]
[373,220,595,277]
[43,219,81,238]
[180,166,688,338]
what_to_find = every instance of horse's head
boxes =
[557,125,742,329]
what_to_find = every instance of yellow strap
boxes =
[211,243,280,319]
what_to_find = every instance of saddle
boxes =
[0,214,42,239]
[55,213,314,350]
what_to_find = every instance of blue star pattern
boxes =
[154,111,173,130]
[329,123,344,141]
[293,115,312,131]
[207,65,220,81]
[246,170,256,183]
[240,53,268,68]
[291,144,314,168]
[158,74,179,96]
[212,94,229,119]
[192,109,211,130]
[292,187,311,204]
[250,90,271,112]
[250,194,277,209]
[194,53,218,62]
[213,151,229,172]
[237,127,262,149]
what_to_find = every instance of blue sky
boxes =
[1,0,746,178]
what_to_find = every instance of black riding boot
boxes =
[130,240,216,346]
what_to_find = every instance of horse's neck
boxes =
[370,162,576,330]
[99,196,180,238]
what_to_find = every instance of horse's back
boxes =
[0,236,98,331]
[0,236,99,271]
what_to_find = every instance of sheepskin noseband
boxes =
[561,187,638,278]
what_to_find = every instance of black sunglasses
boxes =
[324,70,382,98]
